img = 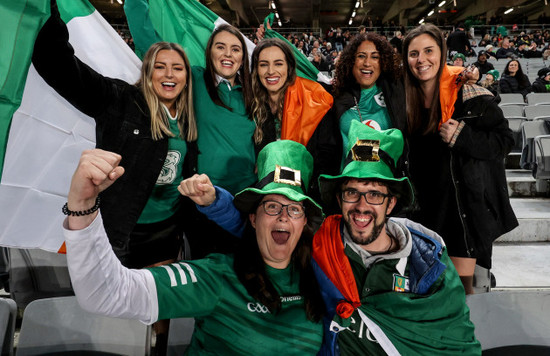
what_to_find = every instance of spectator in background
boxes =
[500,59,532,98]
[496,37,518,59]
[308,47,325,63]
[334,28,345,52]
[389,31,403,55]
[479,34,491,47]
[517,41,543,58]
[496,24,508,37]
[473,50,494,75]
[532,67,550,93]
[485,44,497,58]
[311,50,330,71]
[480,69,500,96]
[447,23,471,56]
[452,53,466,67]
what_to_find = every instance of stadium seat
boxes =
[524,105,550,121]
[16,296,151,356]
[526,92,550,106]
[534,135,550,180]
[166,318,195,356]
[0,298,17,356]
[500,105,525,152]
[500,105,525,118]
[520,120,549,173]
[499,93,526,106]
[7,248,74,309]
[466,291,550,354]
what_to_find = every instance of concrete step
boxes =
[505,152,521,170]
[497,198,550,242]
[506,169,549,198]
[491,242,550,289]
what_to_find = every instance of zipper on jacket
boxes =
[449,151,472,257]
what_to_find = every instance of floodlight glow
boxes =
[438,1,446,7]
[504,8,513,14]
[419,18,425,24]
[428,10,434,16]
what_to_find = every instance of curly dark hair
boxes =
[333,33,402,97]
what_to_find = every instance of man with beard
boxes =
[473,50,494,75]
[312,121,480,355]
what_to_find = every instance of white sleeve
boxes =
[63,212,159,324]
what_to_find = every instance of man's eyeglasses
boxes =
[341,189,390,205]
[261,201,305,219]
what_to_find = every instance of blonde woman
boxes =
[32,1,196,269]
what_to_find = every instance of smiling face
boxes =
[151,49,187,110]
[249,194,307,269]
[352,41,381,90]
[210,31,243,86]
[453,57,464,67]
[338,179,396,250]
[407,33,442,90]
[257,46,289,97]
[507,60,519,75]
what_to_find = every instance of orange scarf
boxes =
[281,77,333,146]
[438,65,465,129]
[312,215,361,318]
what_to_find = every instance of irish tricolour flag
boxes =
[0,0,140,252]
[124,0,330,83]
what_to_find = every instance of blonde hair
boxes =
[136,42,196,141]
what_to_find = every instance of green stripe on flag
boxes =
[58,0,95,23]
[125,0,218,66]
[263,13,321,83]
[0,0,50,176]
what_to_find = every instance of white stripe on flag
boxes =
[0,10,141,251]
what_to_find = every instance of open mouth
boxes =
[360,69,373,75]
[221,60,233,67]
[351,213,373,229]
[162,82,176,89]
[417,65,431,73]
[272,228,290,245]
[265,77,280,85]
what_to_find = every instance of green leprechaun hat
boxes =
[234,140,323,221]
[319,120,414,209]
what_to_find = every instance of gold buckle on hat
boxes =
[351,139,380,162]
[274,165,301,186]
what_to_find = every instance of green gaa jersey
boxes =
[147,254,322,355]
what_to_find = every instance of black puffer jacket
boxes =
[532,77,550,93]
[499,73,532,97]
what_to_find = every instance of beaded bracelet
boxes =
[62,197,100,216]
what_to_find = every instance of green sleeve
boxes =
[147,254,229,320]
[123,0,161,59]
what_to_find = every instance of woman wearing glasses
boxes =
[63,140,325,355]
